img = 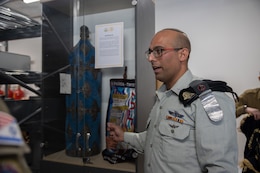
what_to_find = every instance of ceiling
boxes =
[1,0,42,19]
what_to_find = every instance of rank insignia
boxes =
[166,111,184,124]
[169,123,179,128]
[181,91,195,101]
[168,110,184,118]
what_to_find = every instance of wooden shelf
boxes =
[41,150,136,173]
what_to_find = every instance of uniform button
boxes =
[171,129,174,133]
[160,106,162,109]
[148,163,151,167]
[154,124,157,128]
[150,143,152,147]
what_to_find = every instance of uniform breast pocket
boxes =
[158,119,193,164]
[158,119,190,140]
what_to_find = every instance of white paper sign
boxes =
[60,73,71,94]
[95,22,124,68]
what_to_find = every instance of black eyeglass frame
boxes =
[145,47,183,59]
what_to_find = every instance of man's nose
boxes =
[147,53,156,62]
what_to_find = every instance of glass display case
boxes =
[0,0,155,172]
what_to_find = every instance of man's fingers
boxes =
[107,122,114,131]
[107,122,116,128]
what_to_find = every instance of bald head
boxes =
[158,28,191,54]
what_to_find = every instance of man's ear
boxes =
[178,48,189,62]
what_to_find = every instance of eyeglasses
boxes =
[145,47,183,59]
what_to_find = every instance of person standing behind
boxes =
[236,87,260,120]
[107,28,238,173]
[236,77,260,173]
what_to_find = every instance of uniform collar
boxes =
[156,69,197,98]
[171,70,194,96]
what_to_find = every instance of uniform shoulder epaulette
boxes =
[179,79,239,122]
[179,79,239,107]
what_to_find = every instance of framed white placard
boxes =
[95,22,124,68]
[60,73,71,94]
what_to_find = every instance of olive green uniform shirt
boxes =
[235,88,260,117]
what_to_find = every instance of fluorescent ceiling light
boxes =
[23,0,40,3]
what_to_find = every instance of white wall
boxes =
[155,0,260,95]
[2,38,42,98]
[1,16,42,71]
[8,37,42,72]
[155,0,260,167]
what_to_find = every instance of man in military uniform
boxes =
[236,76,260,173]
[107,28,238,173]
